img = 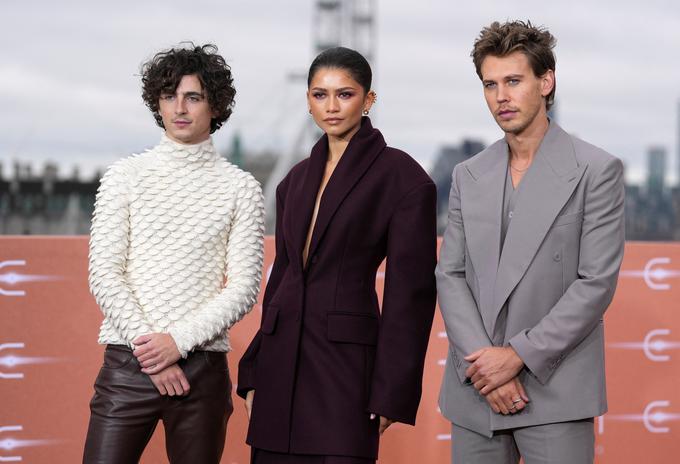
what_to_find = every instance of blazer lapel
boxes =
[461,140,507,338]
[488,122,587,335]
[305,117,386,267]
[287,135,327,273]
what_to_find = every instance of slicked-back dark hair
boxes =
[141,42,235,133]
[307,46,372,93]
[472,20,557,110]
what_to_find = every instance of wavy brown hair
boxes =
[471,20,557,110]
[141,42,235,133]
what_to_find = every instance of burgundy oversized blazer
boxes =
[237,117,437,459]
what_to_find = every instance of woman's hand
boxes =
[245,390,255,420]
[379,416,395,435]
[370,413,395,435]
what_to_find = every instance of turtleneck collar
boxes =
[155,133,220,167]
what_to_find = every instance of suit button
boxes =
[553,252,561,262]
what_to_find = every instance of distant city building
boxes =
[623,147,677,240]
[0,162,98,235]
[647,146,666,196]
[624,183,675,241]
[3,137,680,240]
[430,139,485,234]
[671,186,680,241]
[1,145,278,235]
[677,99,680,186]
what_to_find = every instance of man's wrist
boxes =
[506,345,525,373]
[167,329,189,358]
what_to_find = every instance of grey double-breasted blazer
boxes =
[435,121,625,436]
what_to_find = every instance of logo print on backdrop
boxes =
[0,343,60,380]
[0,260,61,297]
[608,329,680,362]
[0,425,60,462]
[601,400,680,434]
[619,257,680,291]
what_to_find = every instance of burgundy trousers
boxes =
[83,345,233,464]
[252,449,375,464]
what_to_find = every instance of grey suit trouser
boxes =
[451,419,594,464]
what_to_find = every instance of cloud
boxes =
[1,0,678,184]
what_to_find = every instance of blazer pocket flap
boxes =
[260,305,280,335]
[327,312,379,346]
[552,209,584,227]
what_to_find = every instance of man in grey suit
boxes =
[436,20,625,463]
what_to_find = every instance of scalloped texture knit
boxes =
[88,135,264,357]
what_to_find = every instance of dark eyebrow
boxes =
[505,74,524,80]
[182,91,205,98]
[310,86,357,92]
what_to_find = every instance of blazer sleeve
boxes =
[237,178,290,398]
[435,164,494,383]
[367,181,437,425]
[509,157,625,384]
[88,162,158,344]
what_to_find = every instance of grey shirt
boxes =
[494,163,521,345]
[501,164,520,247]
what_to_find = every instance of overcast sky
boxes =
[2,0,679,185]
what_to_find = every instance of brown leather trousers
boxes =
[83,345,233,464]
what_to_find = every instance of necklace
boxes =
[509,162,530,172]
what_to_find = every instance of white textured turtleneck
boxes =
[88,135,264,357]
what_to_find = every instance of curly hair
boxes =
[471,20,557,110]
[141,43,235,133]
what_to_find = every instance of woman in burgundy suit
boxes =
[238,47,437,463]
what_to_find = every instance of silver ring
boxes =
[509,405,517,410]
[512,398,522,404]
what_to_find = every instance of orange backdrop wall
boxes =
[1,237,679,462]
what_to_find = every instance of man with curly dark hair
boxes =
[83,43,265,464]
